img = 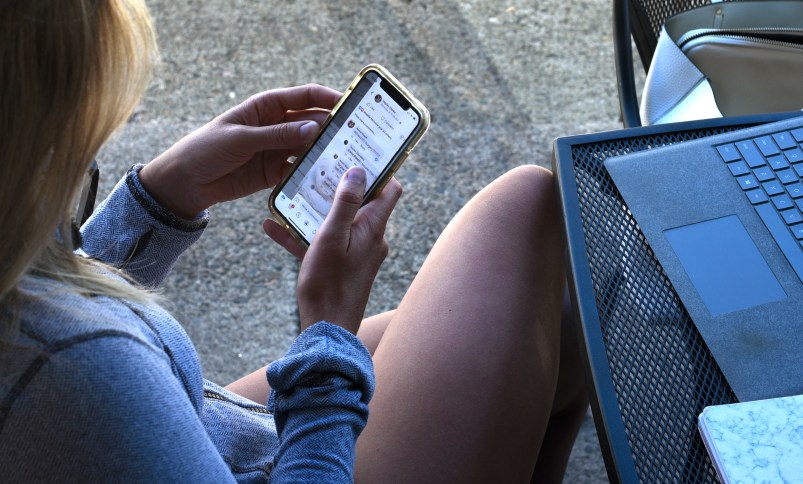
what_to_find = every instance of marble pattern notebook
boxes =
[698,394,803,483]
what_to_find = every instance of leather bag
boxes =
[640,1,803,125]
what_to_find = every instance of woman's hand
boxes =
[139,84,341,219]
[264,167,403,334]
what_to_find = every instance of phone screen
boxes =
[273,70,422,244]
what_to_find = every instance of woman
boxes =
[0,1,587,482]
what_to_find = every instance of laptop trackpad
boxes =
[664,215,786,316]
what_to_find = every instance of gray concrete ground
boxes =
[98,0,626,481]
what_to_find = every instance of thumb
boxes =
[318,166,366,247]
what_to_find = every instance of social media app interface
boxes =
[275,72,420,243]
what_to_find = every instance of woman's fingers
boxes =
[362,178,403,229]
[228,84,342,125]
[266,84,342,114]
[232,120,320,154]
[284,109,331,126]
[290,170,403,333]
[317,167,367,250]
[263,219,307,259]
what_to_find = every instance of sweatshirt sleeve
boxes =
[266,322,375,484]
[79,164,208,288]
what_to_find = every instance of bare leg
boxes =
[358,296,588,483]
[530,292,589,482]
[354,166,571,483]
[358,310,395,356]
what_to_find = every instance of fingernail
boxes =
[346,166,366,184]
[299,121,318,140]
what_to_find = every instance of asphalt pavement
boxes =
[97,0,628,481]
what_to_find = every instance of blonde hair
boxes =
[0,1,159,308]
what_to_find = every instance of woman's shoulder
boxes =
[1,293,174,428]
[9,275,166,350]
[2,277,175,392]
[0,310,230,482]
[3,274,205,401]
[1,276,205,416]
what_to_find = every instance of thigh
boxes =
[357,310,395,356]
[354,166,566,483]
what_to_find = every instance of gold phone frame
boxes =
[268,64,430,248]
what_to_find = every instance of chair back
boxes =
[626,0,715,70]
[614,0,737,127]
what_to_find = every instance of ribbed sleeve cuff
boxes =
[267,322,375,410]
[80,165,209,287]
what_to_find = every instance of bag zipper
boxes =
[678,27,803,49]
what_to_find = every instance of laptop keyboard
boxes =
[717,128,803,283]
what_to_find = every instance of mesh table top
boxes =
[552,113,796,483]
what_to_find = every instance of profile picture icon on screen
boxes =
[374,94,382,103]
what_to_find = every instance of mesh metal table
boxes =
[552,113,798,483]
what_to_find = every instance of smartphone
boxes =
[269,64,430,247]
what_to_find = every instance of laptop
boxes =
[605,115,803,402]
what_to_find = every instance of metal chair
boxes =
[614,0,729,127]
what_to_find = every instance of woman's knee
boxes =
[481,165,559,246]
[487,165,557,219]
